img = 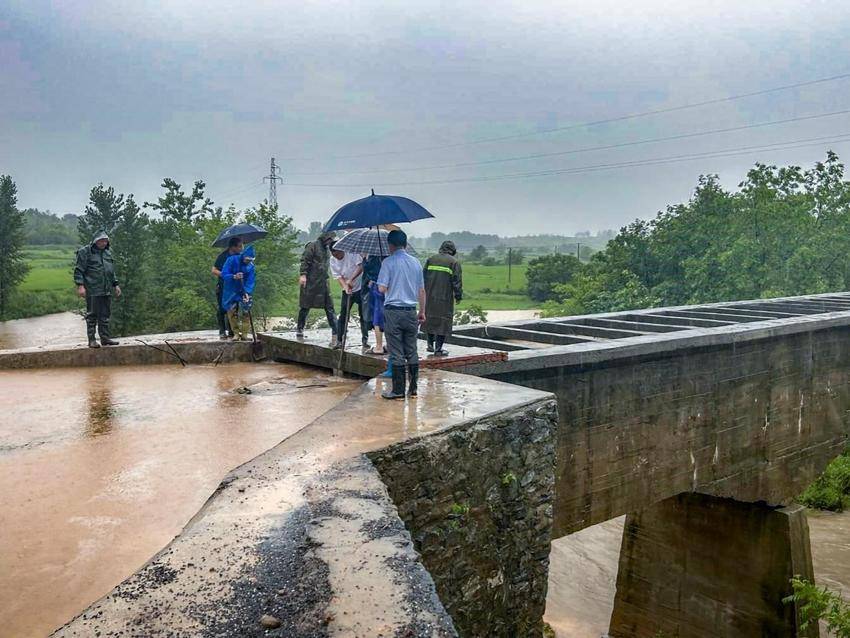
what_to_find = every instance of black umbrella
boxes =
[211,222,268,248]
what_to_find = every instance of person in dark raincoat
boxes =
[296,231,337,341]
[423,240,462,356]
[74,230,122,348]
[221,245,256,341]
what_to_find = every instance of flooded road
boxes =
[0,312,83,350]
[545,510,850,637]
[0,362,357,638]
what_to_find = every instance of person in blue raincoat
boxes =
[220,245,256,340]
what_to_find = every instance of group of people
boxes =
[74,225,464,401]
[295,229,463,399]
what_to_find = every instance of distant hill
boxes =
[409,230,614,253]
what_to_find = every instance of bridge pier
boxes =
[608,493,818,638]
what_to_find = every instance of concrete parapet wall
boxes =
[0,335,256,369]
[486,326,850,537]
[369,399,558,638]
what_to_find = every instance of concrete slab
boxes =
[260,328,508,376]
[0,329,257,369]
[54,370,553,638]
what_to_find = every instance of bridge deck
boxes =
[260,328,507,377]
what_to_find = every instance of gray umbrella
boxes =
[331,228,417,256]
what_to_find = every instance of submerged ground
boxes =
[0,362,357,638]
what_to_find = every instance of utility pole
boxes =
[576,242,581,261]
[507,247,512,285]
[263,157,283,209]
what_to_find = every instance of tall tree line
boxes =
[542,151,850,316]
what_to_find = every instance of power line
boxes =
[277,72,850,162]
[216,181,265,202]
[286,109,850,176]
[281,132,850,188]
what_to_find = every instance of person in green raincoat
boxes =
[73,230,122,348]
[296,231,337,341]
[423,240,462,356]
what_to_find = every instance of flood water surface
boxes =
[0,362,357,638]
[0,312,82,350]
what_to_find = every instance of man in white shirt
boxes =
[330,247,369,349]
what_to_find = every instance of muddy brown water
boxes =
[0,312,83,350]
[0,362,357,638]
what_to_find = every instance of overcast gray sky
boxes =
[2,0,849,236]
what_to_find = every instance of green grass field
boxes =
[457,263,536,310]
[10,245,538,320]
[2,245,79,321]
[20,245,75,292]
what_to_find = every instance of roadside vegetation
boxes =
[799,450,850,511]
[787,577,850,637]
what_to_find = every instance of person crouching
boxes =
[221,245,256,341]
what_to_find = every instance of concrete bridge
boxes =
[16,292,850,637]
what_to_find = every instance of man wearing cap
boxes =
[376,229,426,399]
[74,230,121,348]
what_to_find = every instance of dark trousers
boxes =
[338,289,369,343]
[85,294,112,340]
[297,302,337,335]
[427,333,446,351]
[384,306,419,367]
[215,286,232,336]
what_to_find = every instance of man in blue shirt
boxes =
[376,229,426,399]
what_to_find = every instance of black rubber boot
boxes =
[99,322,118,346]
[86,322,99,348]
[407,364,418,397]
[381,363,407,400]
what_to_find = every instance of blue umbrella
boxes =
[323,190,434,232]
[211,222,268,248]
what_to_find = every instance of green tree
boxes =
[554,153,850,316]
[525,253,583,302]
[78,183,125,243]
[144,178,213,222]
[109,196,150,335]
[0,175,29,318]
[243,202,299,328]
[468,245,488,262]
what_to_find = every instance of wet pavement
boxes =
[0,362,358,638]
